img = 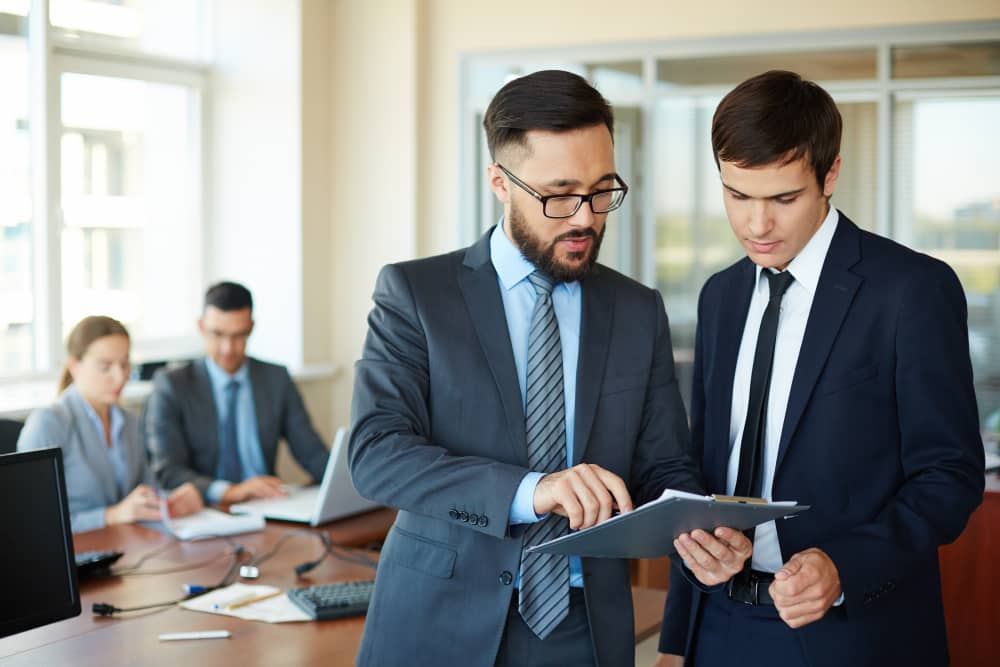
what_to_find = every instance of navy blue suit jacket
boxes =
[660,214,984,666]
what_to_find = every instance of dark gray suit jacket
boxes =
[350,228,703,667]
[145,357,329,497]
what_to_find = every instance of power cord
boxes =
[237,529,377,579]
[93,544,251,616]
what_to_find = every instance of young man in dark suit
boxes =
[656,70,984,667]
[350,70,750,667]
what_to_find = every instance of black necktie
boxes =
[734,270,795,502]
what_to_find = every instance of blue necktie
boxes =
[217,380,244,483]
[518,271,570,640]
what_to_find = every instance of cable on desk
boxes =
[93,544,253,617]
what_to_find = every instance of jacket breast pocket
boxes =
[600,371,648,397]
[385,527,457,579]
[815,362,879,397]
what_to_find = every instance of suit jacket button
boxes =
[459,511,469,522]
[478,515,489,527]
[469,513,479,524]
[499,571,513,586]
[449,509,459,519]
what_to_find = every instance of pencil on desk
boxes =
[227,590,283,610]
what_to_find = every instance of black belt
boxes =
[726,569,776,606]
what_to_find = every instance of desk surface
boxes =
[2,508,665,666]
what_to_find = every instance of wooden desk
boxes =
[939,473,1000,667]
[2,508,664,665]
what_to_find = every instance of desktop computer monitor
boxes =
[0,448,81,638]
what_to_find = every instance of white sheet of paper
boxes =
[180,583,311,623]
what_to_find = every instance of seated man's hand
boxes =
[533,463,633,530]
[166,482,204,517]
[652,653,684,667]
[769,547,841,628]
[220,475,287,504]
[674,526,752,587]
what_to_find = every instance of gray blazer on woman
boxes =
[17,384,153,533]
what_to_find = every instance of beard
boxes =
[508,201,605,283]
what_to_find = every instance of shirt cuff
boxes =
[207,480,232,505]
[509,472,545,525]
[833,592,845,606]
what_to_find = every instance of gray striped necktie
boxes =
[518,271,570,640]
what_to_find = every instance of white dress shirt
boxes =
[727,205,839,572]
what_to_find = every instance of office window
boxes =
[0,18,31,375]
[60,72,202,343]
[0,1,206,378]
[894,96,1000,421]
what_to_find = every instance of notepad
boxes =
[181,583,311,623]
[145,508,264,541]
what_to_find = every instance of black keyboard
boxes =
[74,550,123,578]
[287,579,375,620]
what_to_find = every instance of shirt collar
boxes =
[754,205,839,295]
[66,383,124,441]
[489,221,580,295]
[204,356,249,388]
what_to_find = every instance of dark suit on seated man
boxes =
[349,71,751,667]
[656,70,984,667]
[146,282,328,504]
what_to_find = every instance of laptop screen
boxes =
[0,448,81,638]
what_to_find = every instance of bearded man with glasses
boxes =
[350,69,749,667]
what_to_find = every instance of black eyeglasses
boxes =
[496,163,629,219]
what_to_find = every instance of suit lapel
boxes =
[572,271,613,465]
[774,216,863,475]
[191,360,221,470]
[247,359,269,460]
[457,230,528,466]
[710,260,755,489]
[63,388,118,504]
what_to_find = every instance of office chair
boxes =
[0,419,25,455]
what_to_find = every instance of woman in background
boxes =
[17,316,202,532]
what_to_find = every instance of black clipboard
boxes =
[526,494,809,559]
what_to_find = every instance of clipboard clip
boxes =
[711,494,767,504]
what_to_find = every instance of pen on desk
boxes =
[159,630,232,641]
[224,590,283,610]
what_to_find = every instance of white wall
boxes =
[210,0,304,368]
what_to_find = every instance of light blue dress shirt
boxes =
[491,223,584,587]
[204,357,267,503]
[75,388,129,499]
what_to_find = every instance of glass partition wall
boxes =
[461,23,1000,423]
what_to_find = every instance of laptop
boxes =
[230,427,379,526]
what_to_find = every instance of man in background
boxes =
[147,281,329,504]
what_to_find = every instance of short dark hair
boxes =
[711,70,842,189]
[204,281,253,312]
[483,70,614,162]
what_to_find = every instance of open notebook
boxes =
[146,507,264,541]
